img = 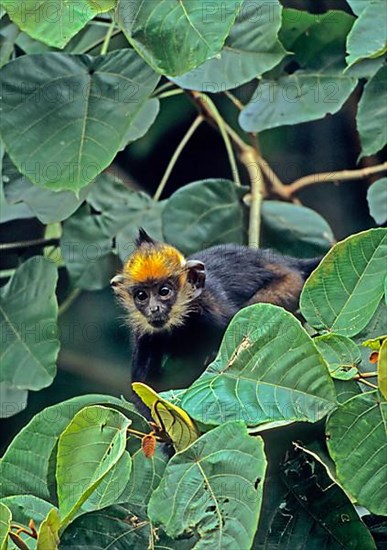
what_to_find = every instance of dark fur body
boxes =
[130,244,320,384]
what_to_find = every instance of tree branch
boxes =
[0,238,60,251]
[186,90,267,245]
[242,148,264,248]
[285,161,387,197]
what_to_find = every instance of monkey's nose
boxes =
[150,305,160,313]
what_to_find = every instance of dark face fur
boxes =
[131,278,179,329]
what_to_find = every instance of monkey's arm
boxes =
[131,334,163,383]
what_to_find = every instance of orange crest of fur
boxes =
[124,244,186,284]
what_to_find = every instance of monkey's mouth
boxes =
[148,317,167,329]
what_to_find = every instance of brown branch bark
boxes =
[285,161,387,197]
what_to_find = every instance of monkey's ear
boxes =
[185,260,206,298]
[110,274,125,291]
[136,227,155,247]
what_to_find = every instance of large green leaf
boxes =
[162,179,245,255]
[326,391,387,515]
[116,447,167,512]
[346,0,369,16]
[314,334,361,380]
[60,449,169,549]
[240,71,357,132]
[80,451,132,515]
[172,0,286,91]
[300,229,387,337]
[2,154,91,224]
[367,178,387,225]
[0,181,33,223]
[0,495,54,530]
[61,173,163,288]
[0,19,19,68]
[60,505,153,550]
[346,0,387,68]
[121,98,160,148]
[148,422,267,549]
[0,257,59,392]
[0,502,11,550]
[14,20,125,56]
[0,383,28,418]
[0,395,143,502]
[117,0,243,76]
[0,139,33,224]
[181,304,336,428]
[37,508,60,550]
[261,201,334,257]
[334,379,361,405]
[0,0,116,48]
[0,50,159,192]
[56,405,131,527]
[239,10,357,132]
[255,448,376,549]
[355,300,387,373]
[357,66,387,158]
[61,203,118,290]
[379,339,387,400]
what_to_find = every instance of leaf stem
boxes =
[153,81,176,96]
[100,18,116,55]
[153,115,203,201]
[156,89,184,100]
[83,29,121,55]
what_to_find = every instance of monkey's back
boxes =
[189,244,320,310]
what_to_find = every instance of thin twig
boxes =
[202,94,241,186]
[186,91,241,186]
[355,371,378,379]
[224,90,245,111]
[0,238,59,251]
[286,161,387,197]
[59,288,82,316]
[156,89,184,100]
[255,156,287,197]
[357,378,378,390]
[100,18,115,55]
[153,115,203,201]
[153,81,176,96]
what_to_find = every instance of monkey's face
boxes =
[111,257,206,334]
[131,279,178,330]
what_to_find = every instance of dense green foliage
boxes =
[0,1,386,548]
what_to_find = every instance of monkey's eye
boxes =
[135,290,148,302]
[159,286,171,297]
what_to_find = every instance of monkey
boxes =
[111,228,321,386]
